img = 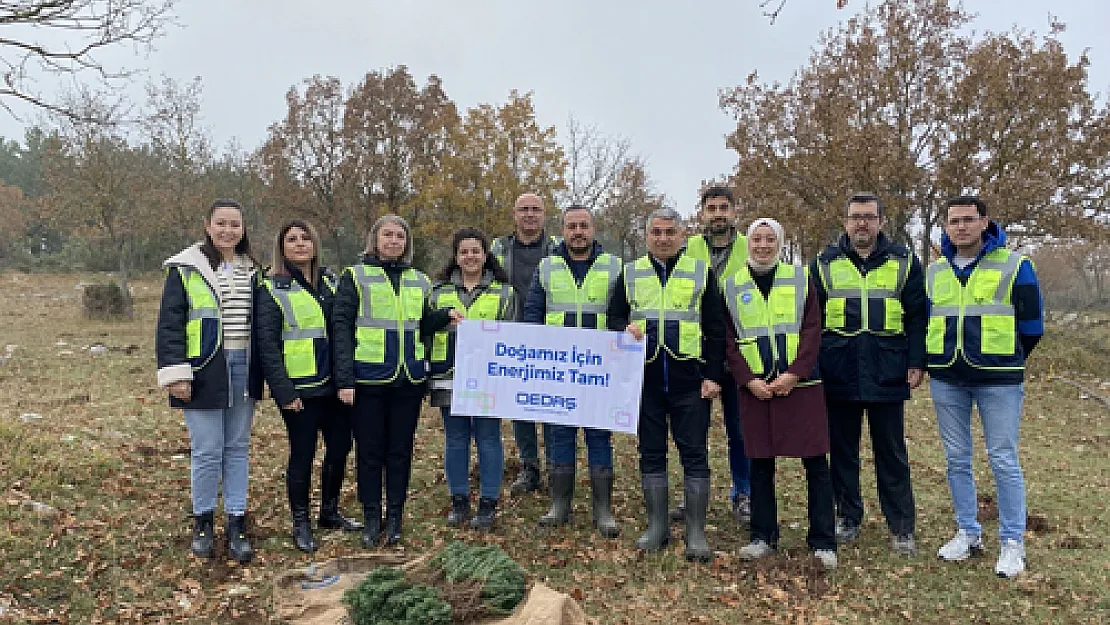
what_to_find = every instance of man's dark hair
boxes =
[945,195,988,217]
[700,185,734,207]
[562,204,592,218]
[847,192,884,218]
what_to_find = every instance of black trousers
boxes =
[350,385,425,511]
[638,386,710,479]
[750,456,836,551]
[280,396,354,490]
[827,400,916,535]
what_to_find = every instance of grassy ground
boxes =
[1,272,1108,624]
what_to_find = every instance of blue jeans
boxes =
[930,378,1026,543]
[547,425,612,467]
[184,349,255,515]
[442,408,504,500]
[512,420,553,465]
[720,379,751,498]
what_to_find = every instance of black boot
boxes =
[510,459,542,496]
[590,465,621,538]
[361,504,382,548]
[318,464,363,531]
[226,514,253,563]
[190,511,215,558]
[636,473,670,552]
[684,477,712,563]
[288,476,318,553]
[384,504,404,546]
[470,497,498,531]
[446,494,470,527]
[538,463,575,527]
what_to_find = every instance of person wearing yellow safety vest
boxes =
[927,196,1044,579]
[810,193,925,557]
[606,207,726,563]
[521,205,623,538]
[681,184,753,528]
[724,217,837,571]
[490,192,561,496]
[256,220,363,554]
[332,215,463,548]
[156,199,263,564]
[428,228,516,532]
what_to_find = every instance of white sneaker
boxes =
[813,549,838,570]
[937,529,984,561]
[994,539,1025,578]
[738,539,774,560]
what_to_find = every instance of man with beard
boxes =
[809,193,926,556]
[491,193,560,495]
[683,185,752,527]
[522,205,623,537]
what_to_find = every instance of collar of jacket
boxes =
[163,244,224,303]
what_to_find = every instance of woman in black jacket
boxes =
[256,219,362,553]
[333,214,462,547]
[155,199,263,563]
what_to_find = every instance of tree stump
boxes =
[82,283,128,320]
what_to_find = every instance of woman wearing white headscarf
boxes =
[720,217,837,569]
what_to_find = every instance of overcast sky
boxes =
[3,0,1107,214]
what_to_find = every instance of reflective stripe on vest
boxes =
[685,233,749,288]
[428,281,511,377]
[539,253,621,329]
[817,254,909,336]
[176,266,221,370]
[263,278,330,389]
[925,248,1024,371]
[723,264,814,384]
[349,264,431,384]
[625,255,707,363]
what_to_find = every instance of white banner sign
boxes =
[449,320,646,434]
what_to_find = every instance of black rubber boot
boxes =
[510,459,542,496]
[590,465,621,538]
[470,497,498,531]
[636,473,671,552]
[288,476,318,553]
[538,463,575,527]
[684,477,712,563]
[190,511,215,558]
[317,464,363,531]
[226,514,253,563]
[384,505,403,546]
[446,494,470,527]
[360,504,382,548]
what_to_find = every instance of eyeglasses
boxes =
[515,206,543,213]
[947,216,983,227]
[845,214,880,223]
[649,228,679,237]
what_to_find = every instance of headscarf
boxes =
[746,217,785,274]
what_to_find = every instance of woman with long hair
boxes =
[156,199,263,563]
[332,214,462,547]
[256,219,362,553]
[428,228,515,530]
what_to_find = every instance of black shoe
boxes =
[318,464,363,531]
[510,459,542,496]
[361,505,382,548]
[470,497,498,531]
[446,494,471,527]
[292,509,318,553]
[190,511,215,558]
[226,514,253,563]
[384,506,403,545]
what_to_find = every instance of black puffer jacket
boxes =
[809,233,927,403]
[255,262,338,407]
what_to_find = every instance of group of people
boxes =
[155,186,1043,580]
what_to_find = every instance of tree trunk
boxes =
[119,237,135,320]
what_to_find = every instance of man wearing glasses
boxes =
[491,193,560,496]
[927,195,1043,578]
[810,192,925,556]
[607,207,726,563]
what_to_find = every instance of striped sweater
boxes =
[216,257,254,350]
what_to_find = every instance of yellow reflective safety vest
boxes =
[174,265,221,370]
[624,254,708,363]
[926,248,1025,371]
[816,252,910,336]
[347,264,432,384]
[538,253,622,329]
[262,275,332,390]
[428,278,512,378]
[723,263,819,384]
[685,233,749,287]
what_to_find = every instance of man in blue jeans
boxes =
[926,195,1043,579]
[522,205,622,537]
